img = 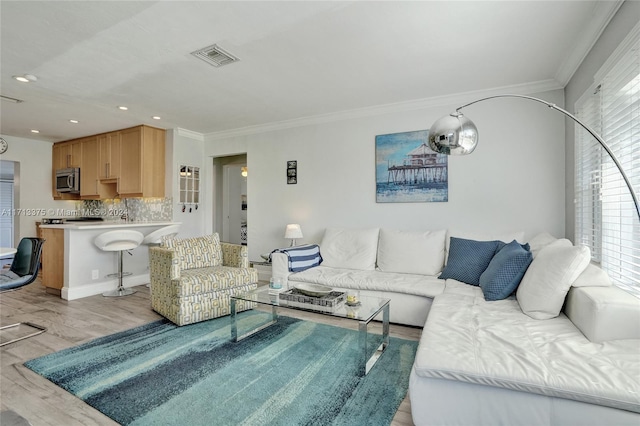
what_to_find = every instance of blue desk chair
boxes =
[0,237,47,346]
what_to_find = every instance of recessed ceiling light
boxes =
[13,74,37,83]
[118,106,128,110]
[31,129,40,133]
[152,116,161,120]
[69,119,79,124]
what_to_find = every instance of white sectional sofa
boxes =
[271,227,640,425]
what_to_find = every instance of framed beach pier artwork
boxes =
[375,129,448,203]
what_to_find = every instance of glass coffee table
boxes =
[230,286,390,376]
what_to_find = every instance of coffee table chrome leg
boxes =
[231,297,238,341]
[231,297,279,342]
[360,302,390,376]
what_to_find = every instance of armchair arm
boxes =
[221,242,249,268]
[150,246,181,281]
[271,252,291,286]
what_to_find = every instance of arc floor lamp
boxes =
[428,94,640,221]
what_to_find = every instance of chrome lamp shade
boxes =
[428,112,478,155]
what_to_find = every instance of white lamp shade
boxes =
[284,224,303,240]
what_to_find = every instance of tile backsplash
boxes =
[76,198,173,222]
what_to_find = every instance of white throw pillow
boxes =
[377,229,447,275]
[572,263,612,287]
[527,232,558,258]
[516,239,591,320]
[320,228,380,270]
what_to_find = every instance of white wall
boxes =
[564,0,640,242]
[205,89,566,260]
[0,134,76,244]
[166,128,206,238]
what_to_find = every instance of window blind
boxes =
[575,35,640,296]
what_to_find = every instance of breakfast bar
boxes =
[38,221,180,300]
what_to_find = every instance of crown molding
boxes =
[554,0,624,86]
[175,127,204,141]
[206,79,562,141]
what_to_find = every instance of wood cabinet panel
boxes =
[80,137,99,198]
[118,127,143,195]
[40,227,64,293]
[98,132,121,179]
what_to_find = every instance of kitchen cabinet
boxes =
[80,136,100,198]
[118,125,165,198]
[52,125,165,200]
[53,139,82,169]
[38,226,64,294]
[98,132,121,180]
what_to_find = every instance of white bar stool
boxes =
[142,224,181,246]
[94,230,144,297]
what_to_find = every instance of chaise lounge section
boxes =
[149,234,258,326]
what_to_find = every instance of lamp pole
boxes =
[452,94,640,221]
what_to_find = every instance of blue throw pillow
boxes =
[479,240,533,301]
[439,237,503,286]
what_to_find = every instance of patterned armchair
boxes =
[149,234,258,326]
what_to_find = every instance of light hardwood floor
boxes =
[1,279,421,425]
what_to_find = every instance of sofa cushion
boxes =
[439,237,502,286]
[413,292,640,413]
[527,232,558,258]
[571,263,612,287]
[565,286,640,342]
[479,240,533,301]
[320,228,379,270]
[377,228,446,275]
[163,234,223,270]
[287,265,445,298]
[516,239,591,320]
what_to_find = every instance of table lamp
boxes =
[284,224,303,247]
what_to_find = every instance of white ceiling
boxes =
[0,1,619,143]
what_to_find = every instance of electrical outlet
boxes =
[92,269,99,280]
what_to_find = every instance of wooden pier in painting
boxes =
[386,143,447,185]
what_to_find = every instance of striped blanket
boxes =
[270,244,323,272]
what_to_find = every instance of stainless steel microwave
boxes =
[55,167,80,193]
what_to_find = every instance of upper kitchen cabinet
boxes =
[98,131,121,180]
[80,136,100,199]
[118,126,165,198]
[53,139,82,169]
[52,125,165,200]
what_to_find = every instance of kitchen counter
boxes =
[40,221,181,300]
[39,221,177,230]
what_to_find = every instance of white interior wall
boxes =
[0,134,76,243]
[205,89,566,261]
[167,129,206,238]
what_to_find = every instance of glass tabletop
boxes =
[232,286,389,323]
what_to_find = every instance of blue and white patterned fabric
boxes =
[270,244,323,272]
[439,237,503,285]
[479,240,533,301]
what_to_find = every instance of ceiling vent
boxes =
[191,44,239,68]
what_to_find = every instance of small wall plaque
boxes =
[287,160,297,184]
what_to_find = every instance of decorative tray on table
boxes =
[278,286,346,312]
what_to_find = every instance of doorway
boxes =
[212,154,247,245]
[0,160,19,267]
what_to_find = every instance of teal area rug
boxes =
[24,312,418,426]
